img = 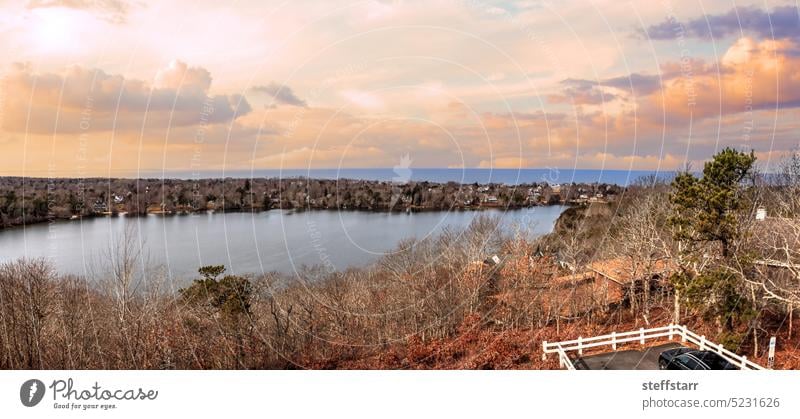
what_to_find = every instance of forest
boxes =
[0,176,621,229]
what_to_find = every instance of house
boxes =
[536,270,600,316]
[92,200,107,212]
[587,258,675,304]
[550,257,675,309]
[146,203,167,213]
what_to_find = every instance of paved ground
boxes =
[572,342,686,370]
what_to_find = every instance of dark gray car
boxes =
[658,347,739,370]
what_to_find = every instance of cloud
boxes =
[548,73,662,105]
[600,73,662,96]
[642,6,800,41]
[548,79,614,105]
[550,36,800,121]
[1,62,251,134]
[154,60,212,91]
[249,82,307,107]
[640,37,800,122]
[469,36,800,172]
[27,0,132,24]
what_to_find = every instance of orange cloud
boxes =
[644,37,800,122]
[1,61,250,135]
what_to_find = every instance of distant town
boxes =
[0,177,624,229]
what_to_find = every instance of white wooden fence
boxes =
[542,324,767,370]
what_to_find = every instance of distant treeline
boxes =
[0,176,623,228]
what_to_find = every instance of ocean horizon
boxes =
[138,168,675,186]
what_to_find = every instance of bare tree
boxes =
[747,155,800,328]
[0,259,56,368]
[615,193,672,321]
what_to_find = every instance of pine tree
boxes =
[668,148,756,331]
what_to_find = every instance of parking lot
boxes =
[543,324,767,370]
[571,342,685,370]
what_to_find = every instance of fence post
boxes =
[578,336,583,356]
[717,344,723,354]
[700,335,706,350]
[612,332,617,350]
[542,341,548,361]
[668,324,674,341]
[640,328,645,345]
[740,356,748,370]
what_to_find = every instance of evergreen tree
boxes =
[180,265,253,366]
[670,148,756,257]
[668,148,756,332]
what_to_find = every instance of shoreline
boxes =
[0,201,576,231]
[0,175,614,230]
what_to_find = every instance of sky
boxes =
[0,0,799,177]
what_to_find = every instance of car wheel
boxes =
[659,360,667,370]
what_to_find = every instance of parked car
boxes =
[658,347,738,370]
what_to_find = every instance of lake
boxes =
[0,206,566,281]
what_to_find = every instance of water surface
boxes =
[0,207,565,281]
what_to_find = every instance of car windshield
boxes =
[675,354,705,370]
[696,352,733,369]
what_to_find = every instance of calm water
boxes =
[154,168,669,186]
[0,207,566,281]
